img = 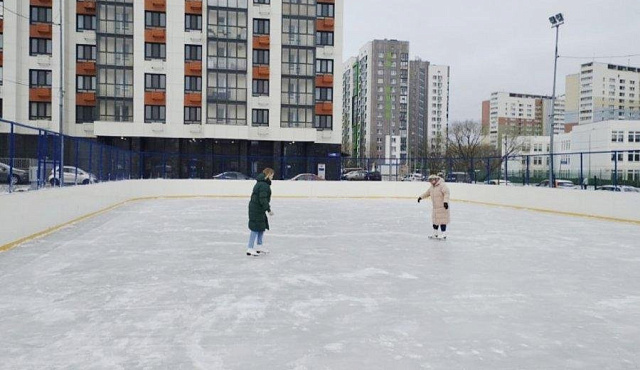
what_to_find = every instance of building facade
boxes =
[343,40,450,163]
[565,62,640,126]
[0,0,343,179]
[486,92,563,148]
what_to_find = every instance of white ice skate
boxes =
[255,246,270,254]
[246,248,260,257]
[428,231,440,240]
[440,232,447,240]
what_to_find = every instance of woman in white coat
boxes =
[418,174,451,239]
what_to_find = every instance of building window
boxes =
[254,0,270,3]
[29,102,52,120]
[185,76,202,92]
[185,14,202,31]
[76,75,96,92]
[29,70,52,88]
[628,131,640,143]
[77,15,97,31]
[145,43,166,60]
[252,109,269,126]
[253,19,270,35]
[30,6,52,24]
[283,18,314,47]
[77,44,97,61]
[76,106,96,124]
[316,59,333,74]
[144,105,166,123]
[145,11,166,28]
[252,49,269,65]
[281,107,313,128]
[184,107,202,124]
[628,151,640,162]
[611,130,625,143]
[611,152,624,162]
[185,45,202,61]
[144,74,166,91]
[252,79,269,96]
[282,48,313,75]
[316,31,334,46]
[315,87,333,101]
[316,3,334,17]
[282,77,313,105]
[314,115,332,129]
[30,38,52,56]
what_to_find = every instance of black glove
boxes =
[417,197,422,203]
[444,202,449,209]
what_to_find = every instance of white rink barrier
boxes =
[2,179,640,250]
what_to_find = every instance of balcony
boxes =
[144,91,166,105]
[185,61,203,76]
[252,35,270,50]
[184,93,202,107]
[76,0,97,15]
[76,61,96,75]
[252,65,269,79]
[145,0,166,11]
[315,74,333,88]
[185,0,203,14]
[30,24,53,38]
[29,88,53,102]
[76,92,97,106]
[145,28,166,43]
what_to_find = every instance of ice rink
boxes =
[1,197,640,369]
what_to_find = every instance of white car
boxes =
[48,166,97,186]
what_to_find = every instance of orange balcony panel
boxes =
[185,61,202,76]
[184,93,202,107]
[145,0,166,11]
[252,35,270,50]
[185,0,203,15]
[30,24,53,39]
[0,19,4,33]
[315,74,334,88]
[0,52,3,67]
[76,61,97,75]
[144,91,166,106]
[252,66,270,79]
[316,18,335,32]
[76,92,97,106]
[29,88,53,102]
[145,28,166,43]
[30,0,53,6]
[76,1,97,15]
[315,102,333,116]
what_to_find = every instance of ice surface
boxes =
[1,198,639,369]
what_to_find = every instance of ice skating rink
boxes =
[1,198,639,369]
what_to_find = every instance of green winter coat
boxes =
[248,173,272,232]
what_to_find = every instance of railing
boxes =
[2,119,640,194]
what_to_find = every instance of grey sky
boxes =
[343,0,640,122]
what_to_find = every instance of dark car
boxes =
[213,171,253,180]
[365,171,382,181]
[0,162,30,185]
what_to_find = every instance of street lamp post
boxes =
[548,13,564,188]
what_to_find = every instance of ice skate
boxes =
[428,230,440,240]
[256,246,270,254]
[246,248,260,257]
[440,232,447,240]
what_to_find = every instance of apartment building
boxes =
[565,62,640,125]
[483,92,563,148]
[0,0,343,178]
[343,40,449,162]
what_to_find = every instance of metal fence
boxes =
[2,118,639,193]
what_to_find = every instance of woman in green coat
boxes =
[247,168,274,256]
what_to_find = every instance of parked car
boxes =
[596,185,640,193]
[48,166,97,186]
[445,172,471,183]
[401,173,425,182]
[290,173,325,181]
[213,171,253,180]
[344,170,369,181]
[0,162,30,185]
[365,171,382,181]
[341,168,364,180]
[536,179,577,189]
[486,179,513,186]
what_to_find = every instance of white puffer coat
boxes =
[420,177,450,225]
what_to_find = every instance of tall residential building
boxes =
[342,39,409,161]
[565,62,640,125]
[0,0,343,178]
[343,40,450,161]
[485,92,563,148]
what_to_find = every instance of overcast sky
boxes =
[343,0,640,122]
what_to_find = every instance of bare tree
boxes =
[446,120,499,181]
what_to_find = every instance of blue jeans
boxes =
[248,231,264,249]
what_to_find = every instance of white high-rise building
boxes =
[0,0,343,178]
[565,62,640,125]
